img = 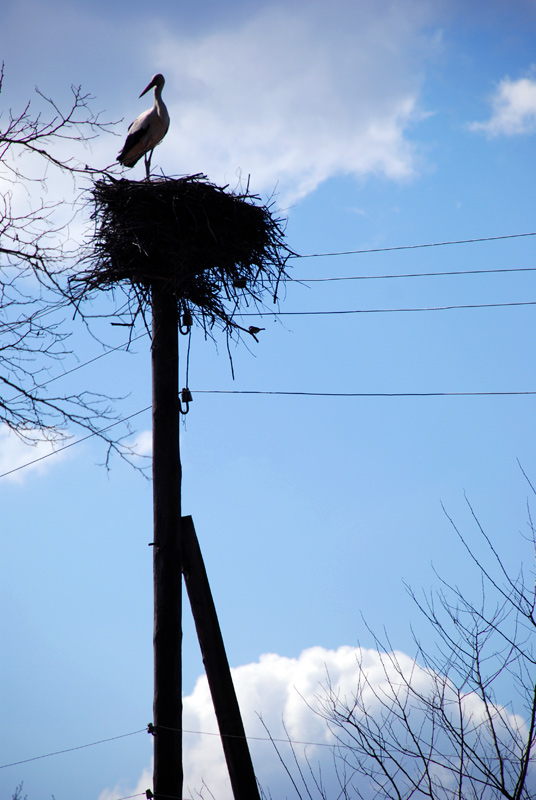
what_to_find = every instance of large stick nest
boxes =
[73,175,292,338]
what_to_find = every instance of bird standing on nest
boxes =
[118,73,170,179]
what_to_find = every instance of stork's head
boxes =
[140,73,165,98]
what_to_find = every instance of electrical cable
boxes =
[5,290,534,404]
[1,231,535,480]
[3,384,536,481]
[193,389,536,397]
[0,729,146,770]
[6,333,147,404]
[0,405,151,480]
[4,233,535,396]
[291,266,536,283]
[289,231,536,259]
[181,726,371,749]
[238,299,536,317]
[106,795,145,800]
[164,723,402,751]
[10,288,534,398]
[0,722,377,773]
[33,333,147,391]
[3,231,534,341]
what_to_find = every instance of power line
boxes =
[240,299,536,317]
[193,389,536,398]
[292,266,536,283]
[106,795,145,800]
[290,231,536,259]
[4,384,536,482]
[11,290,534,396]
[0,722,368,773]
[0,729,146,770]
[181,726,345,749]
[33,333,147,391]
[4,235,534,397]
[1,232,535,480]
[2,231,533,340]
[0,406,151,480]
[6,292,533,401]
[5,333,147,405]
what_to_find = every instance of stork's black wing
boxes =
[118,117,150,167]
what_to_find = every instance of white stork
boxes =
[118,73,169,178]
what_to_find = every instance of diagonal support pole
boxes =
[182,515,261,800]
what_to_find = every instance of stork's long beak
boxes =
[139,78,156,98]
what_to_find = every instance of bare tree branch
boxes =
[267,479,536,799]
[0,63,141,467]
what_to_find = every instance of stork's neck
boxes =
[153,85,166,112]
[153,85,169,126]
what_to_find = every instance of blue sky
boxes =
[2,1,536,798]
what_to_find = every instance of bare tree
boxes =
[0,63,135,461]
[318,490,536,798]
[268,474,536,800]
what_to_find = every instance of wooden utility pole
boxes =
[150,283,260,800]
[151,281,182,800]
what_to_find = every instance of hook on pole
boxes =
[179,387,193,415]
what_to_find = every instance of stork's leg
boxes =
[144,150,153,180]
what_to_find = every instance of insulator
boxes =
[181,309,193,327]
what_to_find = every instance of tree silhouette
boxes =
[0,64,136,464]
[269,476,536,800]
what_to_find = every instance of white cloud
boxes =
[128,429,153,458]
[469,75,536,136]
[99,643,532,800]
[98,766,152,800]
[0,423,69,482]
[1,0,440,218]
[145,0,438,202]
